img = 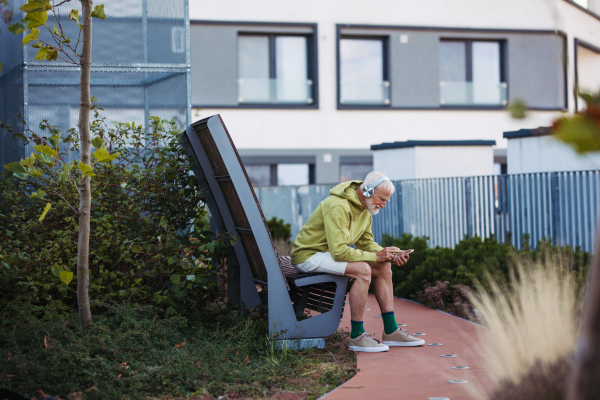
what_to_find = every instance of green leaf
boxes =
[69,9,79,22]
[91,4,107,20]
[78,162,96,178]
[33,144,57,157]
[509,99,527,119]
[20,153,36,168]
[207,242,214,253]
[20,0,51,13]
[51,265,62,277]
[25,11,49,29]
[39,202,52,221]
[29,189,46,200]
[91,137,104,148]
[186,275,196,282]
[29,166,43,178]
[131,245,142,254]
[34,46,49,60]
[181,260,191,269]
[160,219,167,230]
[8,20,29,35]
[52,25,59,35]
[21,28,39,46]
[49,134,60,147]
[93,146,120,163]
[59,270,73,286]
[31,41,43,48]
[3,161,29,179]
[170,274,181,284]
[554,116,600,153]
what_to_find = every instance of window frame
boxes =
[438,38,508,108]
[236,29,319,109]
[574,38,600,113]
[336,34,391,109]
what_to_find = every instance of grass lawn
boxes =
[0,304,356,400]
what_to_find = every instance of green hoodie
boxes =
[291,180,384,265]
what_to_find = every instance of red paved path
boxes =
[323,295,493,400]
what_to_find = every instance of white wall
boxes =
[373,147,415,180]
[374,145,494,180]
[189,0,600,150]
[507,135,600,173]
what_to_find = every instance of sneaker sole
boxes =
[382,340,425,347]
[349,345,390,352]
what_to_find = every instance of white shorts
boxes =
[293,252,348,276]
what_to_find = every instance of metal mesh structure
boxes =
[0,0,190,167]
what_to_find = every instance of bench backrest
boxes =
[181,115,290,290]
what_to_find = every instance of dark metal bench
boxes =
[180,115,348,345]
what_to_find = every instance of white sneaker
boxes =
[382,328,425,346]
[348,333,390,353]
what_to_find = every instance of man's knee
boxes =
[372,261,393,279]
[356,262,372,283]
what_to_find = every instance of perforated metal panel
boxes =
[0,0,190,167]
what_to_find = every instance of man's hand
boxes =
[392,251,409,267]
[376,247,410,266]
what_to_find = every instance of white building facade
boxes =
[189,0,600,184]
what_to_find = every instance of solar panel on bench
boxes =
[190,121,288,288]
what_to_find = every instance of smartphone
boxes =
[402,249,414,254]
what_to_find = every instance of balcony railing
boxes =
[238,78,313,104]
[440,81,508,106]
[340,81,390,106]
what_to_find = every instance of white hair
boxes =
[360,171,395,194]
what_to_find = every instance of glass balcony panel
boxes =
[238,79,312,104]
[440,81,507,106]
[340,81,390,105]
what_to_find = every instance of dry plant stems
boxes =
[469,253,582,395]
[567,238,600,400]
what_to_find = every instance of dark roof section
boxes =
[371,140,496,151]
[503,127,552,139]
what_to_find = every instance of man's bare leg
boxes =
[369,261,394,314]
[344,262,372,321]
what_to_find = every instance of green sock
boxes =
[382,311,399,334]
[350,320,365,339]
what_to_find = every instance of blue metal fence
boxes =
[255,170,600,252]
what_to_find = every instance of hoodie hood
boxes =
[329,180,364,208]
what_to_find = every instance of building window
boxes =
[439,40,507,106]
[277,163,310,186]
[237,34,313,105]
[340,164,373,182]
[245,165,272,187]
[339,37,390,106]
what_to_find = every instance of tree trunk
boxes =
[567,236,600,399]
[77,0,93,330]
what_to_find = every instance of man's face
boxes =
[365,186,392,215]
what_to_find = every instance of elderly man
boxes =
[291,172,425,352]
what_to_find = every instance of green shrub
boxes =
[0,304,356,399]
[267,216,291,242]
[383,233,589,301]
[0,115,235,324]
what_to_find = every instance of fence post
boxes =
[396,181,404,238]
[551,172,560,246]
[465,177,473,237]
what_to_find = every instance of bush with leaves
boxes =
[266,216,291,242]
[0,113,235,324]
[383,233,589,307]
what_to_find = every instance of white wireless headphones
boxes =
[362,177,390,198]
